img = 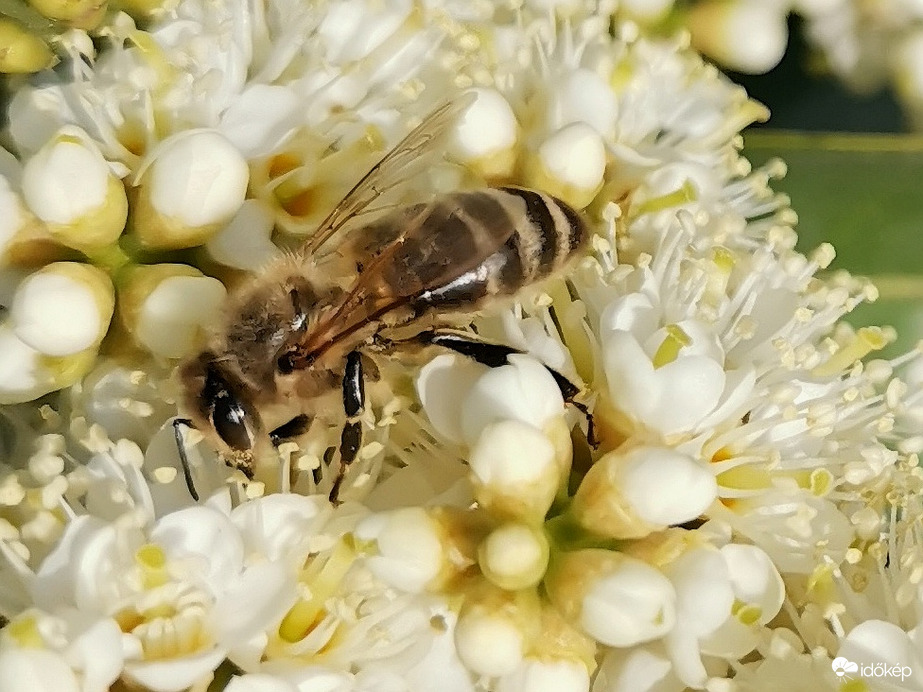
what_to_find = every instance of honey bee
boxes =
[175,98,592,501]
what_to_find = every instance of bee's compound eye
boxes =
[212,393,254,452]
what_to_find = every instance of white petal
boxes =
[619,447,717,527]
[454,609,525,677]
[151,506,244,594]
[206,200,281,271]
[231,493,330,564]
[460,355,564,446]
[22,128,110,225]
[123,646,227,692]
[838,620,922,672]
[355,508,443,592]
[449,88,517,160]
[226,674,299,692]
[546,68,617,136]
[416,354,486,444]
[218,85,301,158]
[62,614,124,692]
[0,324,55,404]
[720,544,784,624]
[32,516,128,613]
[498,659,590,692]
[0,647,80,692]
[593,645,682,692]
[214,561,296,651]
[582,555,677,647]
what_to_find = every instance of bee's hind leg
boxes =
[330,350,365,504]
[416,331,597,447]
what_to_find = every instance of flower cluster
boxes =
[1,1,921,692]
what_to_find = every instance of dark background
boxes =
[730,17,904,132]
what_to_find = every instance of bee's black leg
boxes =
[172,418,199,501]
[417,331,597,447]
[330,350,365,503]
[269,414,311,446]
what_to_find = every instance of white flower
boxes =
[570,446,717,539]
[355,507,445,593]
[0,609,124,692]
[546,549,677,648]
[20,126,128,251]
[416,353,567,447]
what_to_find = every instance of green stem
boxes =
[544,512,624,553]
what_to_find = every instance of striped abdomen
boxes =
[408,186,588,310]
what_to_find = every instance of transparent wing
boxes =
[302,95,475,257]
[282,192,518,369]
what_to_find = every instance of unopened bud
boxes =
[469,421,560,522]
[687,0,788,74]
[0,19,56,74]
[11,262,114,357]
[21,127,128,252]
[28,0,108,30]
[130,130,248,249]
[356,507,488,593]
[479,522,550,590]
[545,549,676,647]
[523,123,605,209]
[455,588,541,677]
[117,264,226,359]
[449,88,519,179]
[571,447,717,539]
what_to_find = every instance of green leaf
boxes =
[744,131,923,357]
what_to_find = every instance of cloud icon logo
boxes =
[832,657,859,677]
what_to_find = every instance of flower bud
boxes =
[130,130,248,250]
[0,19,56,74]
[0,324,56,404]
[455,588,540,677]
[571,447,717,539]
[11,262,114,357]
[0,174,52,265]
[545,549,676,647]
[449,88,519,179]
[28,0,108,29]
[356,507,487,592]
[687,0,788,74]
[21,127,128,252]
[499,659,590,692]
[117,264,226,359]
[523,123,605,209]
[479,522,550,590]
[469,421,560,521]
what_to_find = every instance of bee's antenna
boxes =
[172,418,200,501]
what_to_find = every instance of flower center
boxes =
[278,537,357,644]
[652,324,691,368]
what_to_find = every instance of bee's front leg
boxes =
[330,350,365,503]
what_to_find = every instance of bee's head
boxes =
[179,352,262,454]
